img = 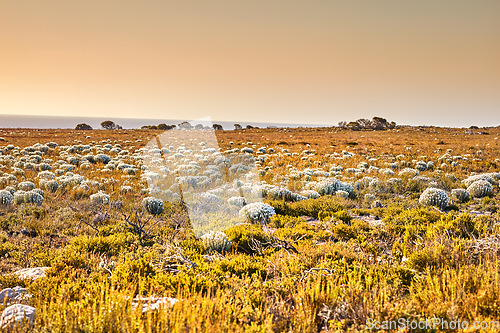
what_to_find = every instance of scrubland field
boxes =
[1,126,500,332]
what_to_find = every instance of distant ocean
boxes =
[0,114,329,130]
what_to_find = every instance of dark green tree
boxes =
[75,123,93,130]
[101,120,121,130]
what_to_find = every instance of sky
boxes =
[1,0,500,127]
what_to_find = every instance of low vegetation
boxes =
[0,125,499,332]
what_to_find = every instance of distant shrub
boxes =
[18,181,35,191]
[90,191,110,205]
[75,123,93,130]
[385,207,442,228]
[318,209,352,223]
[451,189,470,203]
[332,223,357,241]
[95,154,111,164]
[306,178,354,197]
[143,197,163,215]
[227,196,246,208]
[399,168,419,178]
[37,171,56,180]
[335,210,352,223]
[467,180,493,198]
[32,188,44,197]
[268,214,304,228]
[0,190,13,207]
[300,190,320,199]
[13,190,43,205]
[200,231,232,254]
[16,190,43,205]
[101,120,122,130]
[269,196,343,218]
[364,194,376,202]
[40,180,59,192]
[26,190,44,205]
[241,147,254,154]
[336,190,349,199]
[463,174,494,187]
[70,184,92,200]
[415,161,427,171]
[419,188,449,209]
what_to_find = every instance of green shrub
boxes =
[274,221,329,242]
[215,255,267,278]
[268,196,343,218]
[200,231,232,254]
[384,207,441,226]
[406,239,468,272]
[20,205,47,219]
[428,212,477,239]
[332,223,357,241]
[70,233,138,256]
[112,253,156,289]
[334,210,352,223]
[268,214,304,228]
[225,224,270,254]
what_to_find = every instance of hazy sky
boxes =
[1,1,500,127]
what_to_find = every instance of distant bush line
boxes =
[338,116,396,131]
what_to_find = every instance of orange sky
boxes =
[1,1,500,126]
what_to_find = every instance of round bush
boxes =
[336,190,349,199]
[26,190,43,205]
[143,197,164,215]
[95,154,111,164]
[364,193,376,202]
[41,180,59,192]
[307,178,354,197]
[290,193,307,201]
[419,188,449,209]
[227,196,247,208]
[32,188,44,197]
[90,191,110,205]
[37,171,56,180]
[239,202,275,224]
[399,168,419,177]
[0,190,13,207]
[200,231,232,254]
[13,190,27,205]
[415,161,427,171]
[301,190,320,199]
[451,188,470,203]
[18,181,35,191]
[463,174,494,187]
[467,180,493,198]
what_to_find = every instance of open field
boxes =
[1,126,500,332]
